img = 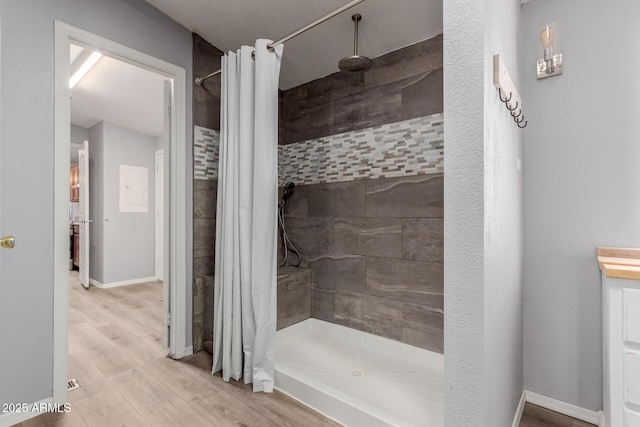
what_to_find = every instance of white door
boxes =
[78,140,90,289]
[155,149,164,281]
[162,80,171,348]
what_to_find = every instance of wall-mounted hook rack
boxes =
[493,54,527,129]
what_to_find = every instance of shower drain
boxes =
[349,369,363,378]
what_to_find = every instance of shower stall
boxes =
[195,1,445,425]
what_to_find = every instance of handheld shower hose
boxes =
[279,182,302,267]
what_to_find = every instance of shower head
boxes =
[282,182,296,202]
[339,14,372,73]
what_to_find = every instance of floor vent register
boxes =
[67,378,80,391]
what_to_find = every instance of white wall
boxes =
[444,0,486,422]
[70,124,89,164]
[444,0,523,424]
[90,121,156,284]
[483,0,524,425]
[70,124,89,144]
[101,122,156,284]
[521,0,640,411]
[0,0,192,407]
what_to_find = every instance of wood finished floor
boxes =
[519,403,596,427]
[13,272,338,427]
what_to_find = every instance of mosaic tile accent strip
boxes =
[194,113,443,183]
[194,126,220,180]
[278,113,444,185]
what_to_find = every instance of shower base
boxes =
[275,318,444,427]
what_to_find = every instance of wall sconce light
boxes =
[537,23,563,79]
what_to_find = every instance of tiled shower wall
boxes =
[278,34,444,352]
[191,33,444,353]
[280,35,442,145]
[282,174,443,352]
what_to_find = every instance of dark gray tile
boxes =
[277,275,311,330]
[193,290,204,317]
[283,100,333,145]
[193,34,224,130]
[334,218,402,258]
[193,277,204,297]
[306,180,365,217]
[279,34,442,142]
[364,35,443,90]
[277,266,312,291]
[194,256,214,278]
[284,217,334,257]
[365,174,443,218]
[282,84,308,106]
[278,90,285,146]
[281,184,308,217]
[281,72,365,144]
[401,67,443,120]
[366,256,443,308]
[277,230,285,266]
[307,255,365,293]
[334,291,403,341]
[402,303,443,353]
[193,334,203,353]
[202,275,214,347]
[193,219,216,258]
[307,71,364,104]
[332,86,401,135]
[203,275,214,288]
[193,283,204,325]
[311,288,335,322]
[402,218,444,263]
[194,179,217,219]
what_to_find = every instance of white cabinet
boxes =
[601,265,640,427]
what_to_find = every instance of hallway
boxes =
[13,273,336,427]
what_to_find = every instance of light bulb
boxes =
[536,23,562,79]
[540,26,555,49]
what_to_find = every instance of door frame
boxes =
[155,149,164,282]
[53,22,189,405]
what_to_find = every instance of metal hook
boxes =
[517,120,527,129]
[507,101,519,111]
[499,89,512,103]
[514,114,525,124]
[510,108,522,118]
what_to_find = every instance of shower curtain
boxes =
[212,40,283,392]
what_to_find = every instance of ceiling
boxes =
[144,0,443,89]
[70,44,167,137]
[69,1,442,140]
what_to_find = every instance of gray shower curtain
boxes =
[212,39,283,392]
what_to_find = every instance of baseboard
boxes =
[512,390,527,427]
[0,397,53,427]
[525,391,601,425]
[89,276,157,288]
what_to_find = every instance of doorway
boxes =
[53,22,189,405]
[68,42,167,290]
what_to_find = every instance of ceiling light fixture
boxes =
[69,51,103,89]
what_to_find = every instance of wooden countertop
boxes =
[597,247,640,280]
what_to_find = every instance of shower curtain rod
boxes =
[194,0,366,86]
